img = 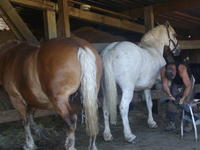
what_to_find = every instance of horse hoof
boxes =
[103,132,113,141]
[148,122,158,128]
[126,134,136,143]
[67,147,77,150]
[88,146,98,150]
[23,144,37,150]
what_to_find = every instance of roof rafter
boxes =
[123,0,200,19]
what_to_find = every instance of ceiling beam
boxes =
[69,7,145,33]
[173,11,200,24]
[10,0,57,11]
[10,0,145,33]
[180,40,200,50]
[124,0,200,19]
[0,0,38,44]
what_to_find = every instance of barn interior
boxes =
[0,0,200,150]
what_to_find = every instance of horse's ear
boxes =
[165,21,170,27]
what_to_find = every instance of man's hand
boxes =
[169,95,176,101]
[179,97,187,104]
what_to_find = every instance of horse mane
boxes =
[139,24,175,49]
[139,25,164,48]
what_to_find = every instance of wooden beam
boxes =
[144,6,154,32]
[124,0,200,19]
[180,40,200,50]
[69,7,145,33]
[10,0,57,11]
[70,0,133,20]
[0,109,54,123]
[174,11,200,24]
[43,10,57,39]
[57,0,70,38]
[10,0,144,33]
[1,84,200,123]
[0,0,38,44]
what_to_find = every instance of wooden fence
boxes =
[0,84,200,124]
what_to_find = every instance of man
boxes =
[160,62,194,131]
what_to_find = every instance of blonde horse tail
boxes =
[102,50,118,125]
[78,47,99,136]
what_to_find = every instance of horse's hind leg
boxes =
[89,136,97,150]
[65,114,77,150]
[9,96,36,150]
[120,89,136,143]
[23,111,37,150]
[103,96,113,141]
[29,109,48,139]
[53,95,77,150]
[144,89,157,128]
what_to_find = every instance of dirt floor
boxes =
[0,102,199,150]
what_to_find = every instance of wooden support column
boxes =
[0,0,38,44]
[144,6,154,32]
[144,6,157,114]
[57,0,70,38]
[43,10,57,39]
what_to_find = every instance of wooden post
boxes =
[144,6,158,113]
[57,0,70,38]
[43,10,57,39]
[144,6,154,32]
[0,0,38,44]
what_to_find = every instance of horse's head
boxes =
[164,21,181,56]
[140,22,181,56]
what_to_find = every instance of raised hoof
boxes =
[103,132,113,142]
[126,134,136,143]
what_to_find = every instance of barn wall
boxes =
[0,30,15,43]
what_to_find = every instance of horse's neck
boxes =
[142,46,166,69]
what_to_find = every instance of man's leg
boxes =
[165,101,178,131]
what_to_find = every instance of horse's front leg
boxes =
[144,89,158,128]
[120,89,136,143]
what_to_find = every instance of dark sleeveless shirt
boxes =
[166,62,192,85]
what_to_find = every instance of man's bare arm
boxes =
[179,65,192,104]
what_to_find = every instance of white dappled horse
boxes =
[101,23,180,143]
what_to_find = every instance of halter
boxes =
[165,25,179,53]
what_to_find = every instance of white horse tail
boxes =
[78,47,99,136]
[102,50,118,125]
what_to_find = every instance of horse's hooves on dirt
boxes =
[126,134,136,143]
[23,144,37,150]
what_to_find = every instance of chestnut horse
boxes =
[0,38,102,150]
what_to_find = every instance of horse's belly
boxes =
[135,76,156,90]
